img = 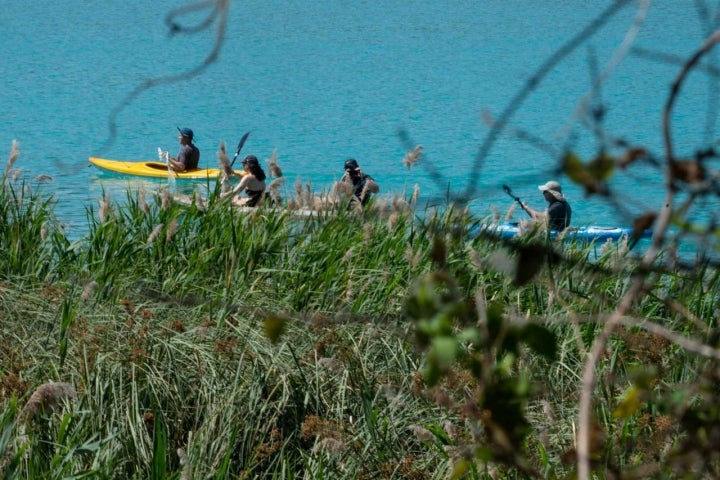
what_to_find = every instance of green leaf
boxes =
[519,323,558,361]
[486,302,504,343]
[430,313,454,337]
[562,150,612,194]
[613,385,643,419]
[563,151,591,184]
[515,244,546,286]
[627,365,657,389]
[431,336,460,365]
[588,151,615,180]
[423,361,442,386]
[264,316,287,344]
[474,446,494,461]
[456,327,481,345]
[405,274,441,320]
[152,411,167,480]
[424,422,452,445]
[450,459,470,479]
[430,235,447,267]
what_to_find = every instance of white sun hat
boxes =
[538,180,565,201]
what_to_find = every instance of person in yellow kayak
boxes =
[521,180,572,231]
[222,155,267,207]
[167,127,200,172]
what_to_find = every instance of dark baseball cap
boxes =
[242,155,259,166]
[344,158,359,170]
[177,127,194,140]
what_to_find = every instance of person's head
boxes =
[538,180,565,202]
[242,155,266,180]
[177,127,194,145]
[344,158,360,177]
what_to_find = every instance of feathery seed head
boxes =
[138,190,150,214]
[166,218,179,241]
[5,140,19,178]
[147,224,164,243]
[267,149,283,178]
[402,144,423,169]
[160,189,171,210]
[99,194,111,222]
[333,180,353,197]
[294,176,303,200]
[312,438,345,455]
[409,424,434,442]
[410,184,420,205]
[21,382,76,419]
[82,281,99,301]
[387,212,399,230]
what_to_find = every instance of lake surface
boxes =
[2,1,718,251]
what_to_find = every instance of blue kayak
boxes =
[474,223,653,242]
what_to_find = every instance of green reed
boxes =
[1,163,720,478]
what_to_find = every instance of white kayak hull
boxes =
[475,223,652,242]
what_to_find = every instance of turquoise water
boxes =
[2,1,718,246]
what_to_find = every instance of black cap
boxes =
[177,127,194,140]
[344,158,359,170]
[242,155,259,166]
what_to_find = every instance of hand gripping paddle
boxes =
[503,184,529,215]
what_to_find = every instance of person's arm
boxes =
[520,202,546,221]
[167,151,186,172]
[167,157,183,171]
[221,175,250,199]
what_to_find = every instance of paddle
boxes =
[502,184,530,215]
[229,131,251,169]
[159,147,177,186]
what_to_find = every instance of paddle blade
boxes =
[235,131,250,155]
[502,184,520,202]
[230,131,251,167]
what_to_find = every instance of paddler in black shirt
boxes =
[521,180,572,231]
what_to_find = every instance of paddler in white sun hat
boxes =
[521,180,572,231]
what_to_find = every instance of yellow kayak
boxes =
[89,157,223,179]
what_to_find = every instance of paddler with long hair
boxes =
[222,154,267,207]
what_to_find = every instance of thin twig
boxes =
[576,26,720,480]
[462,1,632,202]
[97,0,229,155]
[562,1,650,141]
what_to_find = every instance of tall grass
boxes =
[1,151,719,478]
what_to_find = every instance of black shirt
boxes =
[547,199,571,231]
[351,173,375,205]
[178,144,200,170]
